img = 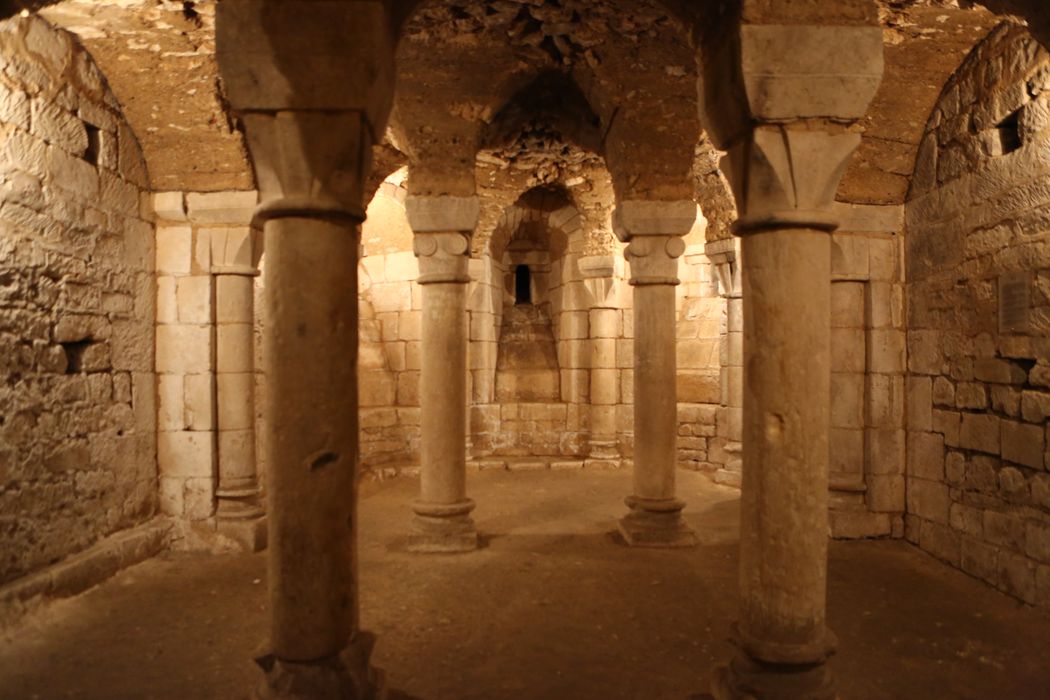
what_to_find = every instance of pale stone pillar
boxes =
[697,16,884,700]
[613,201,698,547]
[707,239,743,487]
[211,226,266,550]
[216,2,392,696]
[406,196,480,553]
[579,255,620,466]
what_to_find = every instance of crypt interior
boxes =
[1,0,1050,698]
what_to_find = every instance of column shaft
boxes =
[419,280,468,504]
[263,216,360,661]
[214,271,264,544]
[618,233,696,548]
[407,225,478,553]
[738,228,832,657]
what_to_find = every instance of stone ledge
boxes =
[0,519,172,631]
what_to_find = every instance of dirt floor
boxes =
[1,469,1048,700]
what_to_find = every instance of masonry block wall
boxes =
[906,23,1050,607]
[0,17,155,583]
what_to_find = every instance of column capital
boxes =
[578,254,617,308]
[405,195,480,234]
[612,199,696,243]
[210,226,261,277]
[413,232,471,284]
[625,235,687,287]
[697,17,884,235]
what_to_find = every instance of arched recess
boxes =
[905,21,1050,609]
[468,185,599,464]
[0,14,160,584]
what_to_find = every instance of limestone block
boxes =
[176,276,212,325]
[156,325,211,374]
[831,282,863,328]
[868,428,906,475]
[677,371,719,404]
[398,311,421,341]
[831,373,864,429]
[396,371,420,406]
[867,474,905,513]
[0,85,30,129]
[558,311,589,340]
[217,373,253,431]
[591,369,619,405]
[829,427,862,475]
[589,308,620,338]
[907,376,933,431]
[620,370,634,405]
[156,226,192,274]
[158,431,215,478]
[831,327,865,373]
[561,369,589,403]
[868,329,906,374]
[216,324,252,374]
[359,370,395,407]
[591,338,616,369]
[908,330,944,375]
[153,276,176,325]
[907,478,951,524]
[99,172,139,215]
[1021,390,1050,423]
[678,339,718,369]
[998,551,1038,605]
[831,234,869,280]
[469,313,496,342]
[182,476,216,521]
[183,373,215,431]
[1001,420,1044,469]
[218,429,254,469]
[867,282,903,329]
[908,431,946,480]
[384,343,406,372]
[983,510,1026,551]
[471,369,494,404]
[157,375,184,431]
[868,237,897,281]
[960,536,999,585]
[47,144,98,199]
[158,476,184,516]
[990,386,1021,418]
[919,519,961,566]
[369,283,411,313]
[31,98,86,155]
[959,413,1001,454]
[382,252,417,283]
[185,191,257,224]
[406,342,421,370]
[974,358,1027,385]
[151,192,186,222]
[956,383,988,410]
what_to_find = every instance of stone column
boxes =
[706,239,743,487]
[212,225,266,551]
[613,201,698,547]
[579,255,620,467]
[216,2,392,696]
[406,195,480,553]
[697,16,884,700]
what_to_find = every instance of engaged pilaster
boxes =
[406,195,480,553]
[211,225,266,551]
[579,255,621,467]
[614,200,698,548]
[697,11,884,700]
[216,1,393,697]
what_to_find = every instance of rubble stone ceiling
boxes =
[18,1,1036,215]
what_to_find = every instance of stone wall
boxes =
[0,16,155,584]
[906,23,1050,608]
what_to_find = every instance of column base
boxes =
[588,440,620,460]
[255,632,385,700]
[408,499,478,553]
[617,496,697,548]
[217,515,268,552]
[703,653,836,700]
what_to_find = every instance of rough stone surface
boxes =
[906,22,1050,609]
[0,16,156,586]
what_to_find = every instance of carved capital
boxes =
[405,195,480,234]
[578,254,617,307]
[705,238,741,297]
[626,236,686,287]
[721,125,862,234]
[210,226,261,276]
[239,111,372,228]
[414,232,471,284]
[612,200,696,243]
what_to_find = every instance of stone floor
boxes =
[1,469,1048,700]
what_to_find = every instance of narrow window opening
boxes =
[995,109,1022,155]
[515,265,532,305]
[83,123,101,166]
